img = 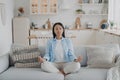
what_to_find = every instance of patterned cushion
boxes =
[12,45,40,54]
[10,45,41,68]
[12,52,40,68]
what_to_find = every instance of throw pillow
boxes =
[10,45,41,67]
[12,45,40,54]
[99,44,120,55]
[74,46,87,66]
[86,47,115,68]
[12,52,40,68]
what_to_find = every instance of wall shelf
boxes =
[79,3,107,6]
[76,0,108,28]
[77,14,108,16]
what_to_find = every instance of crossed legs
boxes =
[41,61,80,76]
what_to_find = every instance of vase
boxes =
[83,0,89,3]
[18,13,24,17]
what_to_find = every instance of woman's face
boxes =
[54,24,63,37]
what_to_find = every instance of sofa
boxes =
[0,44,120,80]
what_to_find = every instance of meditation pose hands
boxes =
[38,56,45,63]
[74,56,82,62]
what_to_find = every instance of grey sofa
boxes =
[0,44,120,80]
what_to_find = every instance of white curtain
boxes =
[0,3,6,27]
[0,3,5,56]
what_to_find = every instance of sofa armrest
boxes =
[0,53,9,74]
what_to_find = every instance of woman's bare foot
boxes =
[38,56,45,63]
[59,69,65,75]
[64,73,70,76]
[59,69,70,76]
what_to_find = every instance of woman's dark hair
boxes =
[52,22,65,38]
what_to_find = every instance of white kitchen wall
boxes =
[14,0,78,28]
[0,0,14,55]
[14,0,107,29]
[108,0,120,27]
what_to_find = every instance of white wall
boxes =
[108,0,120,27]
[14,0,107,29]
[0,0,14,55]
[108,0,115,21]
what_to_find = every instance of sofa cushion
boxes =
[99,44,120,55]
[74,44,120,67]
[11,45,40,54]
[0,67,64,80]
[65,67,108,80]
[74,46,87,66]
[86,47,115,68]
[10,45,41,67]
[99,44,120,62]
[12,52,41,68]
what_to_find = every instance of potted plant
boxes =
[109,21,115,29]
[18,7,24,16]
[76,9,85,14]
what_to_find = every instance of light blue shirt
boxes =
[43,37,77,62]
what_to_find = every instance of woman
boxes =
[38,22,81,75]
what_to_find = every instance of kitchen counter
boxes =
[29,28,120,36]
[101,29,120,36]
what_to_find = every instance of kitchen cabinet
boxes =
[30,0,39,14]
[13,17,30,45]
[69,30,96,46]
[30,0,58,15]
[29,29,52,46]
[104,33,119,44]
[29,29,96,46]
[95,30,106,44]
[96,30,120,45]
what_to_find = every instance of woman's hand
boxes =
[38,56,46,63]
[74,56,82,62]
